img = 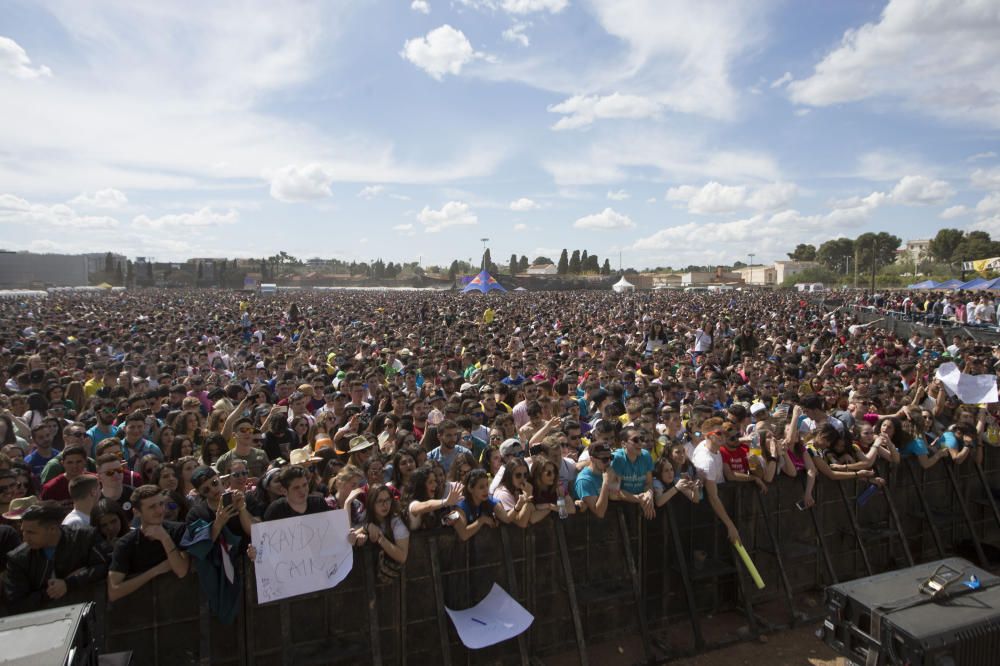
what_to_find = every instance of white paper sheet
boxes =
[445,583,534,650]
[935,362,999,405]
[250,509,353,604]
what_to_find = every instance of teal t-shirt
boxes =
[610,449,653,495]
[901,437,929,457]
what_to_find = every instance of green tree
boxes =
[145,262,153,284]
[115,263,124,286]
[928,228,965,263]
[780,266,840,287]
[518,255,529,272]
[481,248,492,271]
[569,249,581,274]
[125,260,133,286]
[585,254,599,272]
[817,238,855,272]
[787,243,817,261]
[953,231,1000,264]
[581,250,589,271]
[557,249,569,275]
[601,258,611,275]
[104,252,114,274]
[532,256,552,266]
[509,253,518,275]
[855,232,902,274]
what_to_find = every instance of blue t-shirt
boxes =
[572,466,603,500]
[457,495,499,523]
[87,424,120,454]
[24,449,56,477]
[901,437,929,458]
[427,445,472,474]
[939,431,960,450]
[610,449,654,495]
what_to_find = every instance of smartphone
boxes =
[222,491,234,508]
[795,500,806,511]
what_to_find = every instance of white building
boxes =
[525,263,558,275]
[897,239,931,264]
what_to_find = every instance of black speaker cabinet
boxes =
[823,558,1000,665]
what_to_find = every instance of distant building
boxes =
[525,263,558,275]
[680,267,743,286]
[897,239,931,264]
[83,252,127,277]
[0,251,90,288]
[733,264,777,286]
[773,260,820,284]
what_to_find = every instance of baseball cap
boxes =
[750,402,768,417]
[499,439,523,457]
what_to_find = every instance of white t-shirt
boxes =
[62,509,91,527]
[693,329,713,353]
[691,441,724,484]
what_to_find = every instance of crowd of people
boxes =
[853,289,1000,327]
[0,286,998,620]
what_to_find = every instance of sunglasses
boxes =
[65,431,86,438]
[101,469,123,478]
[230,470,248,478]
[594,456,612,463]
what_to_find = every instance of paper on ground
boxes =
[445,583,533,649]
[935,362,998,405]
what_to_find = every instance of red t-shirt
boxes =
[719,444,749,474]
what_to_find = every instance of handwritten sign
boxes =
[936,362,999,405]
[251,509,354,604]
[445,583,533,649]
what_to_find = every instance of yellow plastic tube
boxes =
[734,542,765,589]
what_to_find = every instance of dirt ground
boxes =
[548,621,842,665]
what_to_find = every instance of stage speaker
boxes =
[0,602,99,666]
[823,557,1000,665]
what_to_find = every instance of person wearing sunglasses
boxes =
[609,427,655,520]
[215,417,269,479]
[0,469,18,517]
[86,401,120,454]
[96,453,135,520]
[691,418,741,545]
[572,443,615,519]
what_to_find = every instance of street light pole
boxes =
[748,253,755,286]
[870,237,877,293]
[480,238,490,270]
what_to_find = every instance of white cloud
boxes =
[0,37,52,79]
[940,205,970,219]
[607,189,630,200]
[976,192,1000,216]
[548,93,661,130]
[513,223,528,231]
[401,25,481,80]
[0,193,119,229]
[646,197,656,203]
[459,0,567,14]
[411,1,431,14]
[788,0,1000,127]
[393,223,414,231]
[69,188,128,209]
[972,167,1000,191]
[417,201,478,232]
[502,23,530,47]
[573,207,635,230]
[510,197,540,211]
[888,175,954,206]
[269,164,334,202]
[666,181,797,214]
[968,151,997,163]
[770,71,792,89]
[357,185,386,199]
[133,207,238,229]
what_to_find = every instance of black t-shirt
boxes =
[109,521,185,576]
[262,496,330,521]
[104,485,136,520]
[186,497,248,540]
[263,428,297,461]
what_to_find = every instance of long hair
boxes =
[365,483,400,543]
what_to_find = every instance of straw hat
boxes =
[348,435,374,455]
[3,496,39,520]
[289,447,311,466]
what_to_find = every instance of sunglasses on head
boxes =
[101,469,123,477]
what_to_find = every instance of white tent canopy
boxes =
[612,276,635,293]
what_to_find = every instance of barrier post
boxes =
[555,519,588,666]
[666,501,704,649]
[427,538,453,666]
[973,459,1000,535]
[800,474,837,584]
[836,481,873,576]
[752,487,796,625]
[943,460,988,567]
[616,506,654,661]
[903,459,946,558]
[880,474,915,568]
[362,547,384,666]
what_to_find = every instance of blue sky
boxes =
[1,0,999,269]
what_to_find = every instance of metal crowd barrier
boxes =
[5,449,1000,664]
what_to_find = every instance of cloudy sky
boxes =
[2,0,1000,269]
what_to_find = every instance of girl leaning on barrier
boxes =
[364,483,409,582]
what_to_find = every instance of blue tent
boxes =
[462,270,508,294]
[907,280,939,289]
[959,277,989,290]
[968,277,1000,290]
[936,279,964,289]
